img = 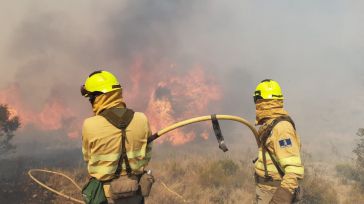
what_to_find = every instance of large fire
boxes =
[0,84,79,138]
[0,61,222,145]
[145,66,222,145]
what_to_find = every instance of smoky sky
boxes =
[0,0,363,157]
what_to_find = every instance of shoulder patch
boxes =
[279,138,292,148]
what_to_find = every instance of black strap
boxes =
[262,146,270,178]
[211,114,228,152]
[260,116,296,178]
[147,116,230,150]
[117,129,132,176]
[147,133,158,144]
[265,147,285,178]
[100,107,135,176]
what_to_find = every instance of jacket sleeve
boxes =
[82,120,90,163]
[271,121,304,193]
[145,117,153,164]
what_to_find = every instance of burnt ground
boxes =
[0,150,83,204]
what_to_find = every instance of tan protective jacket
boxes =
[254,100,304,193]
[82,90,152,181]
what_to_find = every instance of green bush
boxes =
[0,104,20,156]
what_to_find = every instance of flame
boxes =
[8,107,19,119]
[0,84,79,137]
[144,65,222,145]
[0,59,222,145]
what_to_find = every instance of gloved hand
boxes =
[269,186,293,204]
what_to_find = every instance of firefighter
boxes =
[81,70,153,204]
[253,79,304,204]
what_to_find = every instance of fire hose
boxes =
[28,114,258,203]
[147,114,259,146]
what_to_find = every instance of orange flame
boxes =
[0,60,222,145]
[145,65,222,145]
[0,84,80,138]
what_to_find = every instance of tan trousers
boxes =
[255,184,302,204]
[255,184,277,204]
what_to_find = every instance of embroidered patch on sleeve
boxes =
[279,138,292,148]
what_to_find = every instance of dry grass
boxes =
[335,163,364,204]
[39,154,255,204]
[42,154,350,204]
[2,150,364,203]
[32,168,88,204]
[146,156,255,204]
[301,166,339,204]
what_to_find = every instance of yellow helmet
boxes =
[253,79,284,103]
[81,70,121,97]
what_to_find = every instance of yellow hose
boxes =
[159,180,191,203]
[154,114,259,146]
[28,114,258,203]
[28,169,84,203]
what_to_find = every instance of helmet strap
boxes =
[89,95,96,105]
[88,92,103,105]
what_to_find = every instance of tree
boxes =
[346,128,364,190]
[0,104,20,155]
[354,128,364,169]
[335,128,364,192]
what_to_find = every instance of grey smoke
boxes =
[0,0,363,158]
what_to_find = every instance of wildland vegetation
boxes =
[1,105,364,203]
[2,136,364,204]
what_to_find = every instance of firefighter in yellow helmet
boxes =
[81,70,153,204]
[253,79,304,204]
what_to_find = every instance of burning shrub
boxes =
[0,104,20,156]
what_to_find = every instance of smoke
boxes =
[0,0,363,157]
